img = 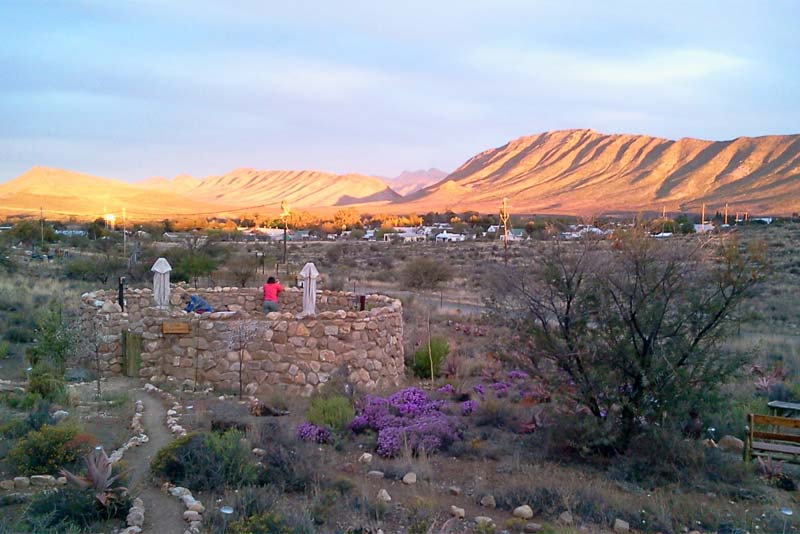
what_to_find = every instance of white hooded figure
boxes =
[151,257,172,308]
[298,262,319,317]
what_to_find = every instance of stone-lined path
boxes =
[125,392,185,533]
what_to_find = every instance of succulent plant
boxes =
[59,446,128,506]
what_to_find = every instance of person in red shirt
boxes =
[262,276,283,312]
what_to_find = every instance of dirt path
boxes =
[125,392,186,534]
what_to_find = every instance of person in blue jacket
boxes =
[181,293,212,313]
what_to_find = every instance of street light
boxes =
[781,507,793,534]
[220,505,234,533]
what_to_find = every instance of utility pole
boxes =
[39,207,44,251]
[499,197,510,266]
[724,203,729,226]
[701,203,706,226]
[662,205,666,219]
[280,201,291,266]
[123,207,127,268]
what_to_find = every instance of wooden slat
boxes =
[750,414,800,429]
[751,441,800,455]
[752,431,800,444]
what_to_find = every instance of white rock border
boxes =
[166,484,206,534]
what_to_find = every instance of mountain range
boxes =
[1,130,798,220]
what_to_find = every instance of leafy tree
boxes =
[227,254,259,287]
[490,229,767,452]
[9,220,56,249]
[401,257,453,290]
[28,302,74,374]
[64,256,124,285]
[173,252,218,288]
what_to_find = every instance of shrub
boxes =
[27,364,67,402]
[296,422,331,444]
[9,424,84,475]
[349,387,461,457]
[305,394,355,432]
[400,257,453,290]
[0,418,30,439]
[229,512,292,534]
[412,338,450,379]
[5,325,34,343]
[473,398,516,429]
[150,430,257,491]
[24,487,130,530]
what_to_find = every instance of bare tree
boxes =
[490,229,767,451]
[227,320,263,399]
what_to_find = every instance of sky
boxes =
[1,0,798,182]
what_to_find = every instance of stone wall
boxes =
[79,286,404,395]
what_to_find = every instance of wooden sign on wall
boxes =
[162,321,190,335]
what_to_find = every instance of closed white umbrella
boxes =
[151,257,172,308]
[299,262,319,317]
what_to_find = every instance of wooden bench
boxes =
[744,413,800,463]
[767,400,800,418]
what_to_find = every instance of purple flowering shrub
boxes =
[459,400,477,416]
[349,387,461,457]
[296,422,331,444]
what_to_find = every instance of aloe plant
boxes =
[59,447,128,506]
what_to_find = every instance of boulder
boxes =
[252,448,266,457]
[13,477,30,490]
[513,505,534,519]
[402,472,417,485]
[524,523,543,533]
[475,516,494,526]
[52,410,69,422]
[127,509,145,527]
[448,485,462,496]
[479,494,496,508]
[187,502,205,514]
[30,475,56,487]
[450,505,465,519]
[169,486,191,497]
[377,488,391,503]
[718,435,745,454]
[358,452,373,464]
[183,510,202,522]
[367,470,385,479]
[613,518,630,533]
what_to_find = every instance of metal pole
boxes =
[283,220,287,264]
[123,207,127,268]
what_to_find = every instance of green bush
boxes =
[229,512,292,534]
[305,395,355,432]
[0,418,30,439]
[151,430,257,491]
[9,424,81,475]
[5,325,34,343]
[412,338,450,379]
[27,364,67,403]
[400,257,453,289]
[24,487,131,531]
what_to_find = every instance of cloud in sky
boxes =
[0,0,798,181]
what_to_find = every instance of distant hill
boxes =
[187,168,400,209]
[138,174,201,194]
[404,129,800,215]
[384,168,448,196]
[0,166,222,219]
[3,129,798,219]
[0,166,401,220]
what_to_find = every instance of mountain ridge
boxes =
[406,129,800,215]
